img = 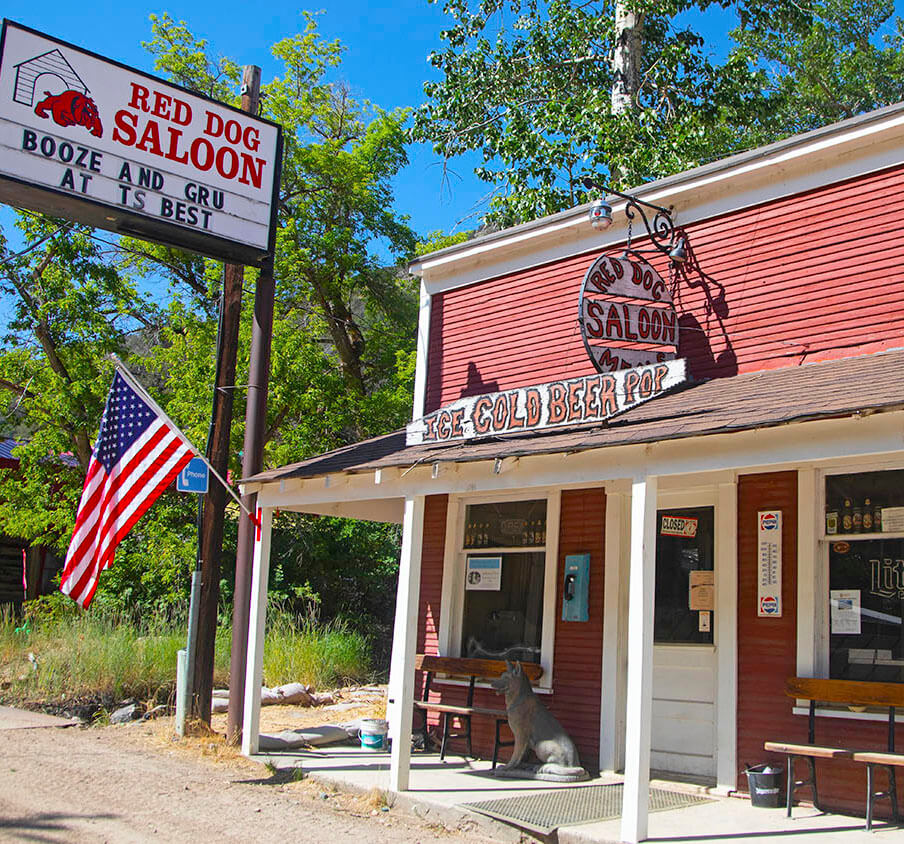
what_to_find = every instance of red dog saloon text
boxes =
[111,83,266,188]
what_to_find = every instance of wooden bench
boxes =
[414,654,544,768]
[764,677,904,829]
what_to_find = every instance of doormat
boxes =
[462,783,713,835]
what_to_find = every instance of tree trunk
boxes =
[611,2,644,116]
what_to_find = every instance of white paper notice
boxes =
[831,589,861,634]
[689,570,715,611]
[466,556,502,591]
[757,511,782,617]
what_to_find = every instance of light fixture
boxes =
[582,176,687,263]
[668,236,687,264]
[588,199,613,230]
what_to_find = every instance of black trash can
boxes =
[746,764,785,808]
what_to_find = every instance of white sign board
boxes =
[830,589,861,634]
[661,515,698,538]
[466,556,502,591]
[689,570,714,611]
[757,510,782,617]
[0,21,281,263]
[406,357,687,445]
[579,254,679,374]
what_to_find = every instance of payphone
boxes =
[561,553,591,622]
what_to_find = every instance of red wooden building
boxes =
[239,102,904,840]
[0,438,65,607]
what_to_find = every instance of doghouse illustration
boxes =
[14,49,88,107]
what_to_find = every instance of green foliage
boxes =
[0,16,417,624]
[268,514,403,627]
[415,230,472,256]
[413,0,904,226]
[732,0,904,136]
[0,602,371,704]
[262,607,372,688]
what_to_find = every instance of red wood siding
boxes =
[737,472,893,818]
[425,165,904,412]
[547,487,606,768]
[420,490,606,768]
[416,494,447,729]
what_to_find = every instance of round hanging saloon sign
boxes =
[578,254,679,373]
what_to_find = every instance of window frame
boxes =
[798,460,904,721]
[438,489,561,689]
[818,464,904,681]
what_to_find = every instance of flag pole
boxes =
[109,354,256,524]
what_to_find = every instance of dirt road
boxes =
[0,721,497,843]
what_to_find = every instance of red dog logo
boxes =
[34,90,103,138]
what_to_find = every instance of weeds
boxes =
[0,601,371,708]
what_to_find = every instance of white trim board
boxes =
[249,412,904,513]
[436,488,562,689]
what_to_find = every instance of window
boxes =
[826,470,904,683]
[654,506,715,645]
[459,499,547,664]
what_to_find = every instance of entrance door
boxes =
[651,504,716,778]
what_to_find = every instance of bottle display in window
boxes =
[841,498,853,533]
[852,502,863,533]
[863,498,874,532]
[463,500,548,549]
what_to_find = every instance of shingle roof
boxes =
[0,439,20,463]
[245,350,904,486]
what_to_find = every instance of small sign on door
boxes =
[689,570,714,611]
[466,556,502,591]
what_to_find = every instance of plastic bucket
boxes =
[746,764,785,808]
[359,718,389,751]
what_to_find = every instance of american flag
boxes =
[60,370,196,607]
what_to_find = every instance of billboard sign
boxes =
[579,254,679,373]
[0,21,282,264]
[406,357,687,445]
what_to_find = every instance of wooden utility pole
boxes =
[191,65,261,724]
[227,63,271,742]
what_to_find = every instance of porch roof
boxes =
[245,348,904,486]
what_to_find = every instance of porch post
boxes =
[241,506,273,756]
[600,489,626,773]
[621,474,658,844]
[388,495,425,792]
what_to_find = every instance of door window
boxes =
[654,506,715,644]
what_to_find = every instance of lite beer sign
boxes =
[579,254,679,373]
[406,358,687,446]
[0,21,281,264]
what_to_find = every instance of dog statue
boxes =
[491,660,589,782]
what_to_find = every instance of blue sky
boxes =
[1,2,902,246]
[1,1,491,241]
[0,0,748,245]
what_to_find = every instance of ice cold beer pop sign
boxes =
[0,21,281,263]
[406,358,687,445]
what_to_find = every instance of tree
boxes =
[0,15,420,624]
[412,0,903,226]
[0,214,153,548]
[143,14,418,449]
[733,0,904,136]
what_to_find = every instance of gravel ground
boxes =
[0,720,500,843]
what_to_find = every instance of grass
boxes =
[0,602,372,710]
